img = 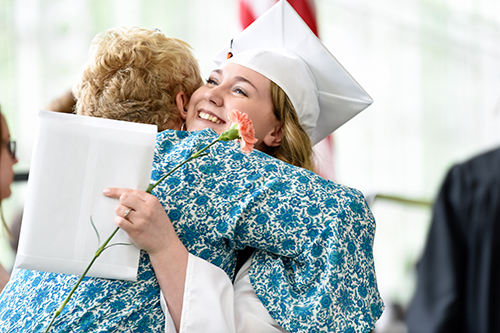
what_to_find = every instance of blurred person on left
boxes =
[0,108,18,292]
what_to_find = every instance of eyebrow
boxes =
[212,69,258,91]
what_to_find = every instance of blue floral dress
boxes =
[0,253,164,332]
[0,129,383,332]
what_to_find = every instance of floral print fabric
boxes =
[0,254,164,332]
[152,129,383,332]
[0,128,383,332]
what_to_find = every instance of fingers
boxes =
[114,214,132,229]
[103,188,151,205]
[103,187,168,252]
[123,207,133,220]
[114,204,141,228]
[108,189,160,222]
[103,187,151,199]
[102,187,126,198]
[103,188,145,226]
[113,205,132,225]
[115,204,134,220]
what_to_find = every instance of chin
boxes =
[192,124,224,134]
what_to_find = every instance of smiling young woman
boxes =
[183,62,314,171]
[185,63,281,151]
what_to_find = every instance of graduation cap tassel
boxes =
[227,39,234,59]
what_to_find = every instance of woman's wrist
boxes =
[149,235,188,268]
[148,234,189,332]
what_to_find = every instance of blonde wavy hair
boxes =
[74,27,203,130]
[267,82,315,172]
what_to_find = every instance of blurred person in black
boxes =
[406,146,500,333]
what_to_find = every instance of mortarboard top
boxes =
[213,0,372,145]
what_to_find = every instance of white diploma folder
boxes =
[15,111,157,281]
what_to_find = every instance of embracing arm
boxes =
[103,188,288,333]
[103,188,188,331]
[162,253,289,333]
[149,240,188,331]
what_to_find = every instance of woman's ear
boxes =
[262,125,282,148]
[175,91,189,120]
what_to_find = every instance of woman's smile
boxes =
[197,109,226,125]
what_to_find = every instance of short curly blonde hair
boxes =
[74,27,203,130]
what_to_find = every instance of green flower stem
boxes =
[145,137,221,193]
[43,227,120,333]
[43,135,224,332]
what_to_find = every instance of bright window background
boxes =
[1,0,500,330]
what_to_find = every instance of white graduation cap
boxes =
[213,0,372,145]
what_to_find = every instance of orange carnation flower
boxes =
[227,109,258,153]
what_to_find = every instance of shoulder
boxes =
[461,146,500,171]
[155,129,210,148]
[451,147,500,185]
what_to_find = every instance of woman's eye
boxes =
[206,78,218,85]
[234,88,247,96]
